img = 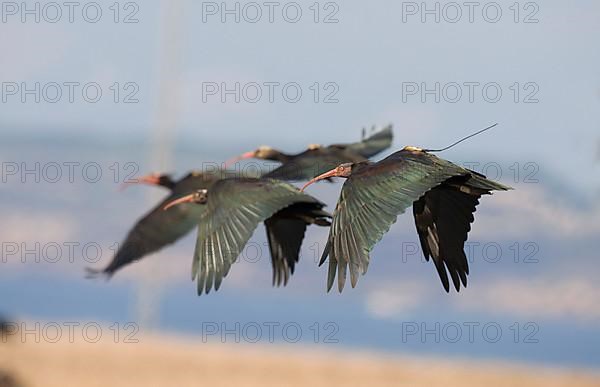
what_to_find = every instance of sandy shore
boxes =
[1,333,598,387]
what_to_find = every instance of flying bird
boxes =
[164,178,331,295]
[87,171,222,278]
[87,126,388,281]
[301,146,511,293]
[225,124,393,181]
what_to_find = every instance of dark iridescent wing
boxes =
[265,217,306,287]
[265,203,331,287]
[321,149,510,292]
[413,183,476,292]
[412,174,510,292]
[192,178,325,295]
[86,173,217,277]
[331,124,394,159]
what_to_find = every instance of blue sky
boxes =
[1,0,599,368]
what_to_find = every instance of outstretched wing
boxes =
[265,217,307,287]
[265,203,331,287]
[412,173,510,292]
[193,178,325,295]
[320,149,510,292]
[87,174,216,278]
[331,124,394,159]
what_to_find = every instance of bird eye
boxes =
[195,190,208,203]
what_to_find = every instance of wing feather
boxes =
[193,178,326,295]
[413,181,491,292]
[265,217,305,286]
[322,150,489,292]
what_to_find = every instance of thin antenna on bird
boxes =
[424,123,499,152]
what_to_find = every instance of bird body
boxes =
[302,147,511,293]
[164,178,331,295]
[89,124,510,298]
[89,125,388,286]
[87,171,222,277]
[227,125,393,181]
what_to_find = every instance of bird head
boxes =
[301,162,353,191]
[224,145,283,168]
[119,172,175,191]
[163,189,209,210]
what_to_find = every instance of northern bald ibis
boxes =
[226,124,393,181]
[163,178,331,295]
[301,146,512,293]
[87,171,222,278]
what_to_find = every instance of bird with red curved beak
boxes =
[118,172,176,191]
[224,125,393,181]
[87,172,219,279]
[161,178,331,295]
[162,189,208,210]
[300,148,511,294]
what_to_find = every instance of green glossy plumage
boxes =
[191,178,330,295]
[320,149,511,293]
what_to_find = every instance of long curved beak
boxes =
[224,151,255,169]
[300,168,339,192]
[163,194,195,211]
[119,173,161,191]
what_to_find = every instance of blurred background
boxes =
[1,0,599,386]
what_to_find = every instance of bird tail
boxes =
[359,124,393,158]
[364,123,393,142]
